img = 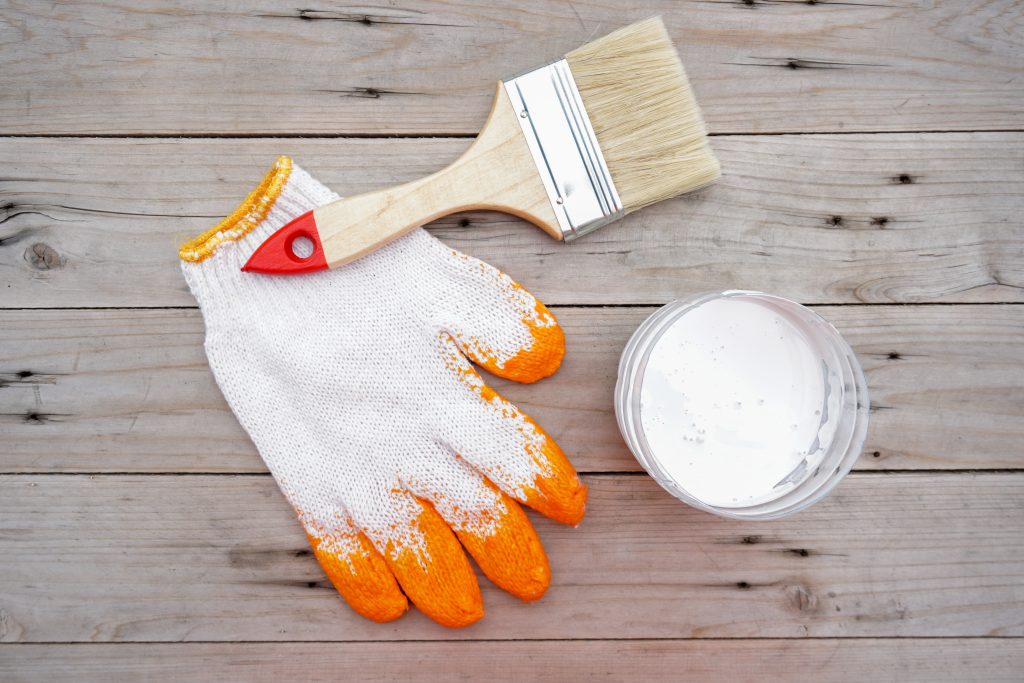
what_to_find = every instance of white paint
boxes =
[637,294,842,508]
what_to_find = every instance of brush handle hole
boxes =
[288,233,316,262]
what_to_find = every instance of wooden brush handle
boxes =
[243,84,561,274]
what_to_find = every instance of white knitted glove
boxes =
[179,157,586,628]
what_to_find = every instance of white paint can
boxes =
[615,291,870,519]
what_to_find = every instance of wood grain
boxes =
[1,1,1021,135]
[2,305,1021,473]
[0,473,1021,642]
[312,85,561,269]
[2,640,1021,683]
[1,134,1021,308]
[2,0,1021,676]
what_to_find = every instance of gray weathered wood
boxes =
[1,639,1020,683]
[0,473,1021,642]
[1,1,1021,135]
[2,305,1021,473]
[1,135,1021,308]
[2,0,1021,677]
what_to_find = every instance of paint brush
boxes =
[243,17,720,274]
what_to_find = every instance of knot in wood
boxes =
[786,585,819,613]
[25,242,64,270]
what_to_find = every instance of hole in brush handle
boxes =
[242,210,329,275]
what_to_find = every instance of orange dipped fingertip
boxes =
[474,381,587,526]
[521,432,588,527]
[453,488,550,602]
[384,498,485,628]
[453,289,566,385]
[497,311,565,383]
[444,353,588,527]
[307,529,408,623]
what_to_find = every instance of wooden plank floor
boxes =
[1,1,1022,681]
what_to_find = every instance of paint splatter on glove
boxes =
[179,157,586,628]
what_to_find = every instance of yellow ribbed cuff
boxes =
[179,156,293,263]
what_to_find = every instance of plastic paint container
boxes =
[614,291,869,520]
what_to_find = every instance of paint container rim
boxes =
[614,290,870,520]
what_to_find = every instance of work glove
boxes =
[179,157,586,628]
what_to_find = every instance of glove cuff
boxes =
[179,156,293,264]
[178,156,342,307]
[179,156,339,270]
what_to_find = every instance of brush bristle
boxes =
[566,17,720,212]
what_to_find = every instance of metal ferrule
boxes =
[503,59,623,241]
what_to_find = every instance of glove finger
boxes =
[438,339,587,526]
[304,518,408,623]
[362,490,484,628]
[402,446,550,602]
[455,488,549,602]
[435,248,565,384]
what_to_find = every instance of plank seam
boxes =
[1,470,1021,476]
[1,636,1021,645]
[1,129,1022,139]
[2,302,1023,312]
